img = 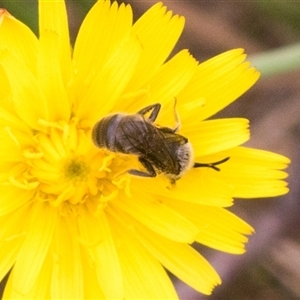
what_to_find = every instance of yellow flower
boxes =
[0,1,289,299]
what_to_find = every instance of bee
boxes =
[92,103,229,184]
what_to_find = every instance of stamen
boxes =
[49,185,76,207]
[23,148,43,159]
[9,176,39,190]
[4,126,20,147]
[13,117,133,212]
[38,119,65,131]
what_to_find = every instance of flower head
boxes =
[0,1,289,299]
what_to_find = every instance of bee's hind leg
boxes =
[128,157,157,178]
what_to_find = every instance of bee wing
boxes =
[117,117,185,175]
[155,131,187,174]
[115,116,154,154]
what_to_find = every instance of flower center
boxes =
[63,158,89,181]
[11,118,132,213]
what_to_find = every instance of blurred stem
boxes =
[249,43,300,78]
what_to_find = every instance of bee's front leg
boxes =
[128,157,157,178]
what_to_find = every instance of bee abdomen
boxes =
[92,114,124,150]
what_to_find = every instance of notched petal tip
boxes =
[236,49,261,80]
[179,48,262,122]
[150,2,166,13]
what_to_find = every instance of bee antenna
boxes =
[194,157,230,171]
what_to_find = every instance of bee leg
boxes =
[128,157,157,178]
[138,104,161,123]
[172,98,181,133]
[194,157,230,171]
[160,99,181,133]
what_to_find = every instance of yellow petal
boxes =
[0,52,48,130]
[125,2,185,92]
[0,131,23,162]
[120,50,198,117]
[133,220,221,295]
[165,199,254,254]
[183,118,250,156]
[12,202,57,294]
[24,252,52,299]
[51,217,83,299]
[38,0,71,85]
[109,215,178,299]
[75,37,142,125]
[131,173,234,207]
[73,1,132,93]
[3,252,52,299]
[200,146,290,198]
[78,207,123,299]
[0,66,11,111]
[112,191,199,243]
[82,253,106,300]
[2,269,20,299]
[0,9,38,75]
[0,206,28,282]
[38,30,71,121]
[178,49,260,121]
[0,184,35,216]
[0,107,31,134]
[231,146,290,167]
[0,128,34,163]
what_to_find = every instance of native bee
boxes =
[92,103,229,183]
